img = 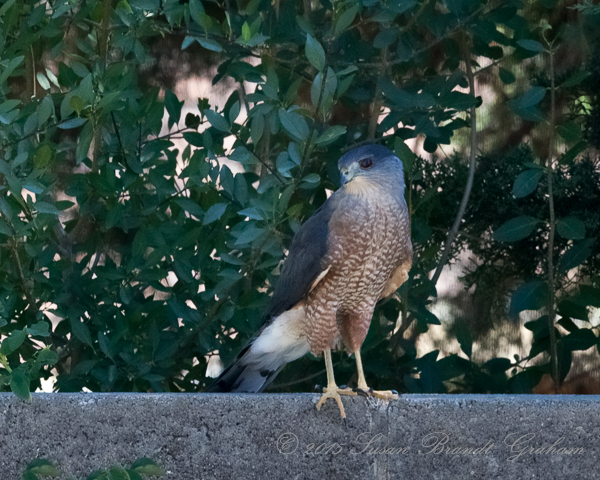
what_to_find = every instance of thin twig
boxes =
[472,56,512,77]
[546,42,559,392]
[431,36,477,286]
[368,48,387,140]
[337,4,489,68]
[253,151,286,185]
[10,240,39,318]
[111,112,126,158]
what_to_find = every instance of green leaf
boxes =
[520,87,547,107]
[438,91,478,110]
[0,55,24,85]
[576,286,600,308]
[70,317,93,346]
[34,144,52,168]
[196,37,223,52]
[334,5,359,35]
[87,470,109,480]
[120,285,132,305]
[557,341,572,382]
[512,169,544,198]
[250,114,264,145]
[37,348,59,366]
[36,72,51,91]
[302,173,320,184]
[509,280,548,317]
[22,471,38,480]
[97,333,114,361]
[558,300,589,321]
[45,68,60,88]
[26,321,50,337]
[35,201,60,215]
[288,142,302,165]
[38,97,54,126]
[234,224,264,245]
[24,113,38,136]
[508,104,544,122]
[185,113,200,129]
[559,238,595,272]
[188,0,206,26]
[455,323,472,358]
[561,329,597,351]
[305,34,326,71]
[560,140,588,165]
[310,68,337,111]
[0,0,17,17]
[508,87,547,122]
[126,472,143,480]
[57,117,87,129]
[0,99,21,113]
[26,459,61,477]
[516,39,546,52]
[373,28,399,49]
[278,109,309,142]
[228,100,241,124]
[558,121,582,143]
[560,71,590,88]
[203,203,227,225]
[315,125,346,145]
[493,216,542,242]
[556,217,586,240]
[165,90,183,126]
[219,165,234,196]
[237,207,264,220]
[175,198,204,218]
[482,358,512,374]
[131,458,165,476]
[1,329,27,355]
[10,370,31,401]
[557,316,580,332]
[107,467,130,480]
[242,21,252,44]
[499,68,516,84]
[183,132,203,147]
[394,137,415,174]
[203,109,230,132]
[276,152,295,177]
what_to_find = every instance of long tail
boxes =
[206,305,309,392]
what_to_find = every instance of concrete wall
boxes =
[0,393,597,479]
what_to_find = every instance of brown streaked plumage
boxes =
[208,145,412,419]
[305,184,411,354]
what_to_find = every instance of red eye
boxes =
[359,158,373,169]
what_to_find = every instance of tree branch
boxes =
[430,36,477,286]
[545,41,559,392]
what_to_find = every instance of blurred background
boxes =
[0,0,598,399]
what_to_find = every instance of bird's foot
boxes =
[353,387,399,401]
[316,385,357,419]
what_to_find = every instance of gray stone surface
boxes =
[0,393,598,479]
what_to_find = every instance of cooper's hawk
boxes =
[208,145,412,418]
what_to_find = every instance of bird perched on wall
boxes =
[207,145,412,418]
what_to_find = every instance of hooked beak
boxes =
[340,170,349,185]
[340,164,357,185]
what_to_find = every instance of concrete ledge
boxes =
[0,393,598,479]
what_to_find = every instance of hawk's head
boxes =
[337,145,405,193]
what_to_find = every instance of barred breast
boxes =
[304,189,412,354]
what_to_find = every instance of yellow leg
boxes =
[354,350,399,401]
[315,348,356,418]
